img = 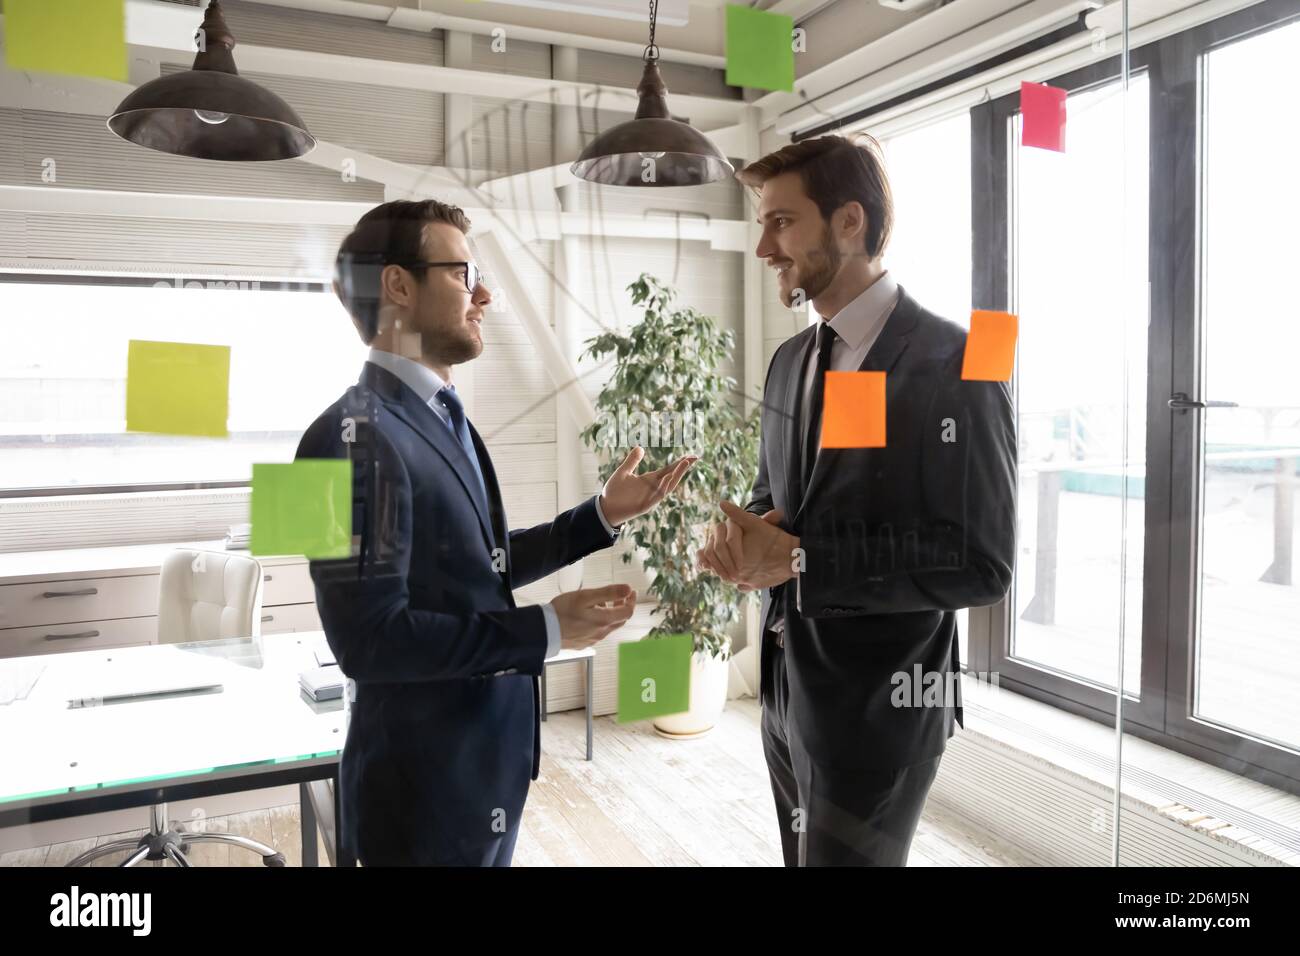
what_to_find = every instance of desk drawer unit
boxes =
[0,575,160,631]
[260,562,315,606]
[0,616,157,658]
[259,602,322,634]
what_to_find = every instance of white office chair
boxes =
[69,549,287,867]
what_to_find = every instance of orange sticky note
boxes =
[962,310,1018,381]
[821,371,886,448]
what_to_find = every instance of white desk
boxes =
[0,630,348,866]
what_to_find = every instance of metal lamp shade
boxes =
[570,59,734,187]
[109,71,315,162]
[107,0,314,162]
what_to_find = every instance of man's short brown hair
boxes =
[736,133,894,259]
[334,199,472,344]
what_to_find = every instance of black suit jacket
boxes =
[296,362,618,864]
[749,286,1016,771]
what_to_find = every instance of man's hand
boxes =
[550,584,637,651]
[598,446,698,527]
[695,502,800,590]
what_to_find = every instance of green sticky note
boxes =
[250,461,352,559]
[3,0,128,82]
[617,633,693,723]
[725,5,795,93]
[126,340,230,438]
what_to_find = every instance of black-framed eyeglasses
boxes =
[395,260,486,294]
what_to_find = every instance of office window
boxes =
[1196,20,1300,749]
[1011,75,1149,694]
[0,278,368,493]
[881,110,974,330]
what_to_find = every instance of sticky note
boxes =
[3,0,128,83]
[250,461,352,559]
[821,370,886,449]
[617,633,692,723]
[1020,81,1067,152]
[725,5,795,93]
[961,310,1019,381]
[126,340,230,437]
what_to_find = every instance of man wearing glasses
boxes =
[297,200,695,865]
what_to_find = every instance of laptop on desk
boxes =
[62,650,231,708]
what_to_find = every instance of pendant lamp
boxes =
[108,0,315,162]
[570,0,733,186]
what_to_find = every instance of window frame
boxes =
[0,271,333,500]
[968,0,1300,794]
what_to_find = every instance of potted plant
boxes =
[579,274,760,738]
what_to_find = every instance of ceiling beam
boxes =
[0,184,371,225]
[249,0,727,66]
[760,0,1095,134]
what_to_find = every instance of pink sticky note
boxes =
[1020,81,1067,152]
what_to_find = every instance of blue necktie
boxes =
[436,385,488,508]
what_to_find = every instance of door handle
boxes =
[1168,393,1238,410]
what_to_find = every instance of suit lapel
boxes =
[361,363,497,554]
[793,286,920,524]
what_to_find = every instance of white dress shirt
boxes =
[794,272,901,612]
[366,347,620,659]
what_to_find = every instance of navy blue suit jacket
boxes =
[296,361,618,864]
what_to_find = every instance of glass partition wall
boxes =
[967,0,1300,865]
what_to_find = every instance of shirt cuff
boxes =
[593,494,621,537]
[541,603,562,659]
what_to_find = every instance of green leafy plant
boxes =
[579,274,761,659]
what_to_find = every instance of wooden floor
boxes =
[3,699,1034,867]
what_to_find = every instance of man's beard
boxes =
[445,328,482,364]
[424,323,482,366]
[782,224,841,308]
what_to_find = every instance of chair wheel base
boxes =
[264,853,287,867]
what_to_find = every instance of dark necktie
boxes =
[436,385,488,508]
[801,321,838,497]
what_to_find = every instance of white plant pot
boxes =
[652,646,731,738]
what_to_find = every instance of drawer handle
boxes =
[264,574,273,582]
[261,614,274,623]
[42,588,99,599]
[45,630,100,641]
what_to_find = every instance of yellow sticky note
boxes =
[3,0,128,83]
[961,310,1019,381]
[821,371,886,448]
[126,340,230,438]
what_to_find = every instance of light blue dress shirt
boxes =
[365,347,620,659]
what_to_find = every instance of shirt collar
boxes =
[365,346,451,408]
[815,271,900,352]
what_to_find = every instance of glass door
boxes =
[1163,14,1300,772]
